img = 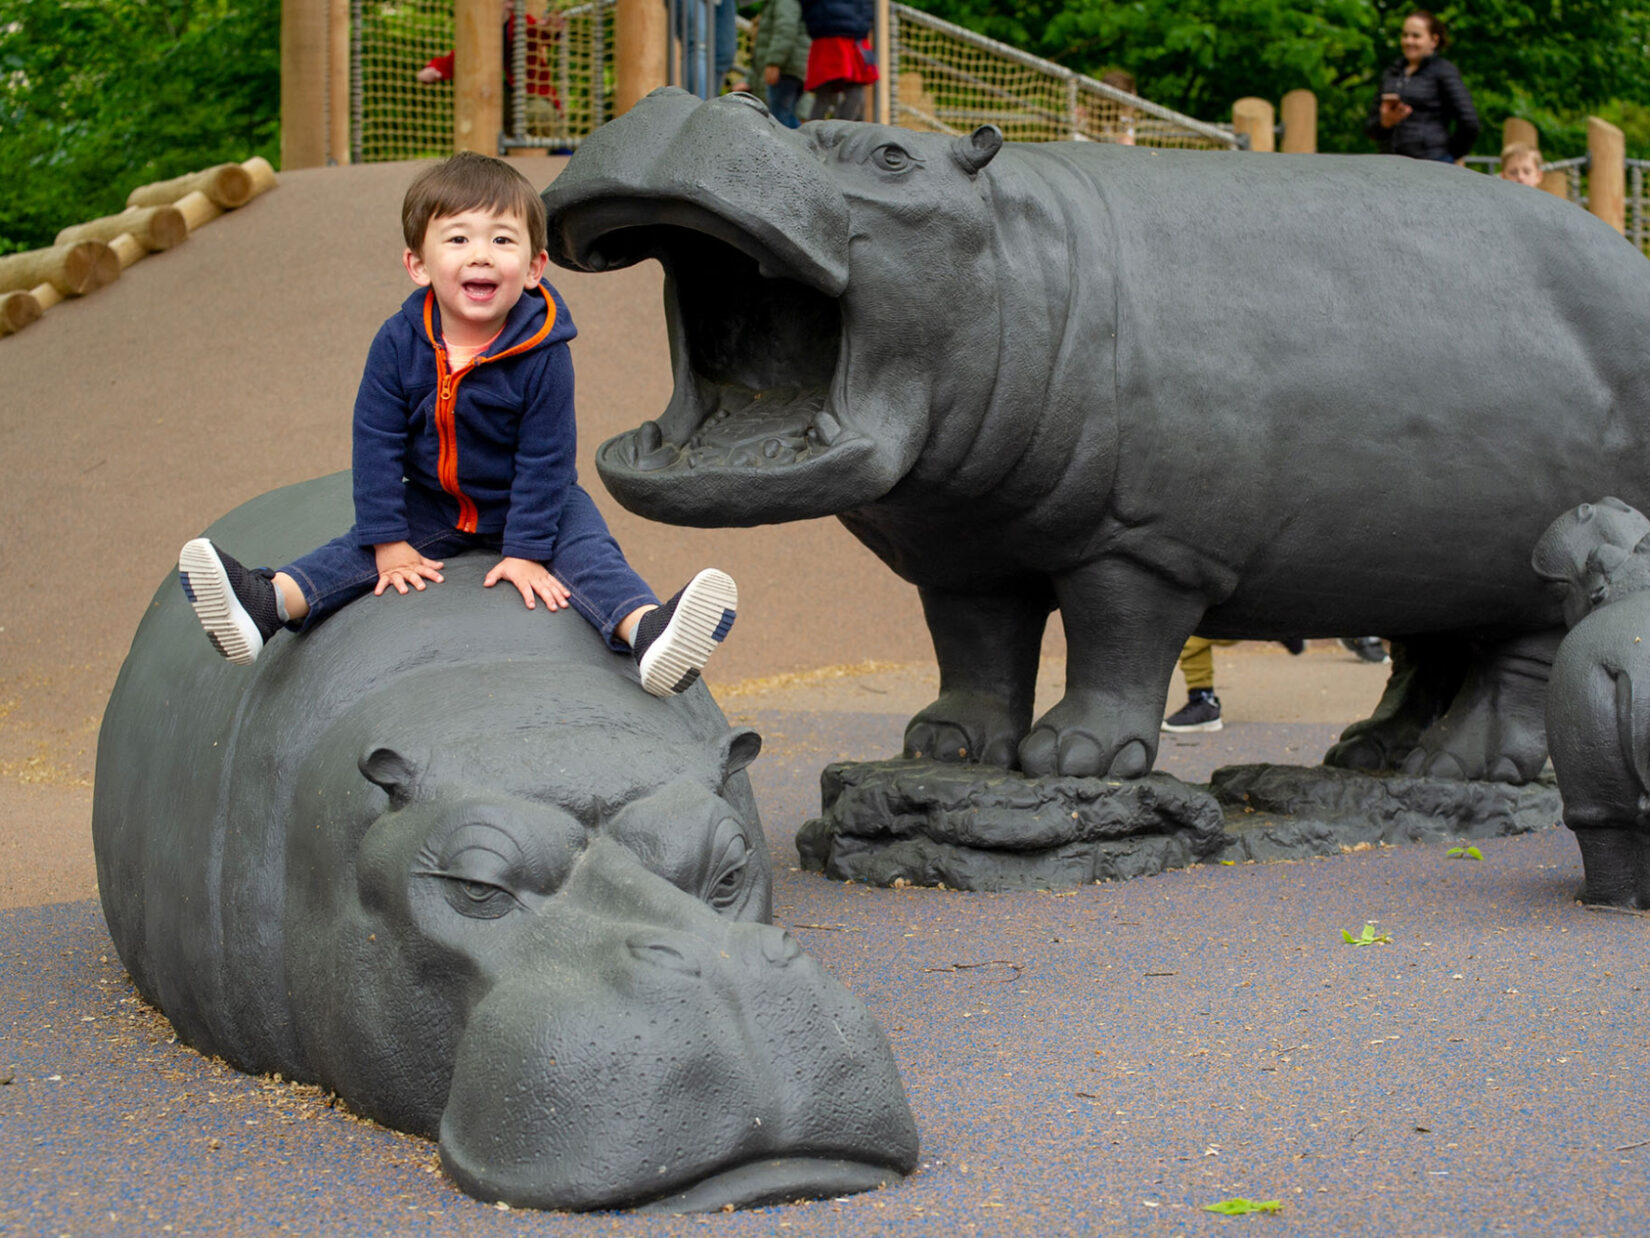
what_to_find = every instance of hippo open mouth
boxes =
[573,214,850,491]
[544,90,928,526]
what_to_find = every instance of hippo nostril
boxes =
[627,937,702,977]
[761,930,803,967]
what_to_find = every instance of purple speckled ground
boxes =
[3,710,1647,1236]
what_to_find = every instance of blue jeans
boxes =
[767,75,803,129]
[279,483,657,651]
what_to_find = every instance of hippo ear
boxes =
[359,746,422,809]
[717,727,763,780]
[952,125,1003,176]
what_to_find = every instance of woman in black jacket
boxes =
[1365,10,1479,162]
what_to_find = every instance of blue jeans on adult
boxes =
[676,0,735,98]
[767,74,804,128]
[278,482,657,651]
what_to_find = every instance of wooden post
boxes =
[874,0,891,126]
[1232,98,1275,152]
[127,164,254,210]
[616,0,669,115]
[455,0,504,154]
[0,291,43,337]
[281,0,329,169]
[329,0,352,163]
[1541,170,1570,200]
[1502,117,1539,152]
[56,206,188,252]
[1588,116,1626,235]
[0,242,111,297]
[1279,90,1316,154]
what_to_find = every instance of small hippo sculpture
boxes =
[1534,497,1650,908]
[93,474,918,1211]
[541,89,1650,786]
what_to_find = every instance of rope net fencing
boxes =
[888,5,1239,150]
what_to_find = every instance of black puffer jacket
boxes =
[1365,55,1480,161]
[800,0,872,40]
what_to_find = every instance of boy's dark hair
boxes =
[402,152,548,255]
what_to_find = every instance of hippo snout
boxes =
[437,839,917,1211]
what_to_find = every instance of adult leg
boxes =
[768,76,803,128]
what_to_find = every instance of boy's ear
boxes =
[526,248,549,287]
[403,247,433,287]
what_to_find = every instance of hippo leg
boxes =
[1018,561,1203,779]
[1325,634,1468,771]
[904,582,1053,768]
[1399,630,1560,783]
[1570,828,1647,909]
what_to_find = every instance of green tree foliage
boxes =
[908,1,1650,158]
[0,1,279,254]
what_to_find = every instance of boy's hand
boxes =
[373,541,446,596]
[484,556,571,611]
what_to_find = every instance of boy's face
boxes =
[404,206,549,347]
[1501,156,1542,187]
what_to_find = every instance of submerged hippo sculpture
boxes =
[93,474,917,1211]
[541,88,1650,785]
[1534,497,1650,908]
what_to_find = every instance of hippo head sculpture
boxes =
[93,474,917,1211]
[1531,496,1650,628]
[543,87,1008,528]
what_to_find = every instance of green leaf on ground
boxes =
[1341,923,1391,946]
[1205,1197,1284,1215]
[1447,844,1484,860]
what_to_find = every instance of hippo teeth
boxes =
[809,411,842,447]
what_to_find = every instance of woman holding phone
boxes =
[1365,10,1479,163]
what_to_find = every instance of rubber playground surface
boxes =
[2,161,1647,1236]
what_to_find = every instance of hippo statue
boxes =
[92,474,918,1211]
[1533,497,1650,908]
[540,88,1650,785]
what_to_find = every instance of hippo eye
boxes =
[432,876,518,920]
[706,825,751,913]
[870,143,919,174]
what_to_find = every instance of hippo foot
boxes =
[1398,703,1547,784]
[1573,828,1649,909]
[1017,696,1153,779]
[904,692,1026,768]
[1322,734,1391,773]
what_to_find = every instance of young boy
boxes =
[178,152,735,698]
[1499,142,1543,187]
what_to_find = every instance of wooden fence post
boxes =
[281,0,329,169]
[329,0,352,163]
[1502,117,1538,152]
[1232,98,1275,152]
[454,0,504,154]
[1279,90,1316,153]
[1588,117,1626,235]
[616,0,669,115]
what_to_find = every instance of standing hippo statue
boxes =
[93,474,918,1211]
[1534,497,1650,908]
[541,88,1650,785]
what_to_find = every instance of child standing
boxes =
[179,152,735,698]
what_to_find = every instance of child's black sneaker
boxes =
[178,538,282,665]
[633,569,737,697]
[1162,689,1222,733]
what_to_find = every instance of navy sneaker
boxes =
[1162,689,1222,733]
[178,538,282,665]
[633,569,737,697]
[1340,636,1390,664]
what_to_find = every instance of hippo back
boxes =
[94,473,751,1074]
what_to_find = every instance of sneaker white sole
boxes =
[1161,718,1223,733]
[637,569,737,697]
[178,538,265,666]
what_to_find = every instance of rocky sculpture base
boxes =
[796,760,1564,892]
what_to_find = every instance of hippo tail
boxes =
[1606,661,1650,825]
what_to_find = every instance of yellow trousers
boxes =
[1178,636,1238,692]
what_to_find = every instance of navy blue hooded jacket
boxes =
[800,0,872,40]
[352,279,580,562]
